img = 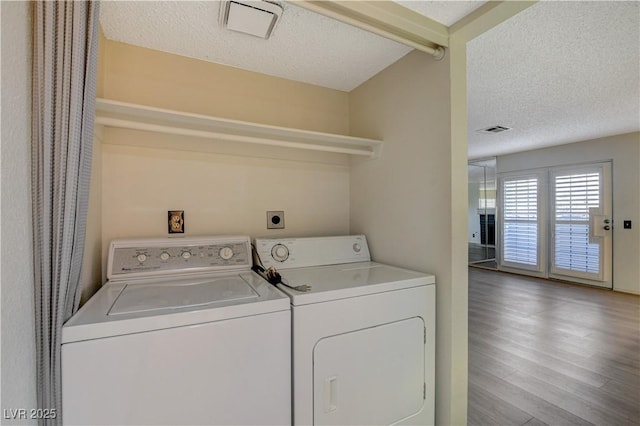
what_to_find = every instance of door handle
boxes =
[324,376,338,413]
[604,225,611,231]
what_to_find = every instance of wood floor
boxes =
[468,268,640,426]
[469,243,496,263]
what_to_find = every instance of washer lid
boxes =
[108,277,258,316]
[62,272,289,343]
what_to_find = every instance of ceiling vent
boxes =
[219,1,283,39]
[477,125,511,134]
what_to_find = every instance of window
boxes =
[501,176,539,268]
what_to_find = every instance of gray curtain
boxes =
[31,1,100,423]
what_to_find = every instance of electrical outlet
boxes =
[168,210,184,234]
[623,220,632,229]
[267,211,285,229]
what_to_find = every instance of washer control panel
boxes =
[108,236,251,280]
[255,235,371,270]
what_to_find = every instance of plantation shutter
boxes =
[501,176,539,269]
[497,162,611,287]
[552,170,601,275]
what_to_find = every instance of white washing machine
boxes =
[61,236,290,425]
[255,235,435,426]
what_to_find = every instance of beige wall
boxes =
[1,0,38,418]
[349,50,452,271]
[497,132,640,294]
[102,40,349,134]
[349,50,467,425]
[101,138,350,248]
[80,127,104,302]
[93,40,353,284]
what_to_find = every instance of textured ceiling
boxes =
[467,1,640,159]
[99,1,414,92]
[100,1,640,158]
[395,1,484,26]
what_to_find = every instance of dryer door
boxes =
[313,317,425,425]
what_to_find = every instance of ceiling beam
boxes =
[293,1,448,57]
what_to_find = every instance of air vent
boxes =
[219,1,283,39]
[477,125,511,134]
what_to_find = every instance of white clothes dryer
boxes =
[255,235,435,426]
[62,236,290,425]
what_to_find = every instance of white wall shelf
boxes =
[95,98,383,159]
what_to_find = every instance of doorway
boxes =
[549,163,613,286]
[468,158,497,269]
[497,161,613,288]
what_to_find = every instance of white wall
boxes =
[349,50,466,425]
[1,0,38,418]
[497,132,640,294]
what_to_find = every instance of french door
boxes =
[549,163,612,286]
[498,162,612,288]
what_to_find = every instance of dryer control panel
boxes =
[108,236,251,280]
[255,235,371,270]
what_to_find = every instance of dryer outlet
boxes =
[267,211,285,229]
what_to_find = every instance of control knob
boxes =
[181,251,192,260]
[353,243,361,253]
[160,252,170,261]
[271,244,289,262]
[219,247,234,260]
[137,254,147,263]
